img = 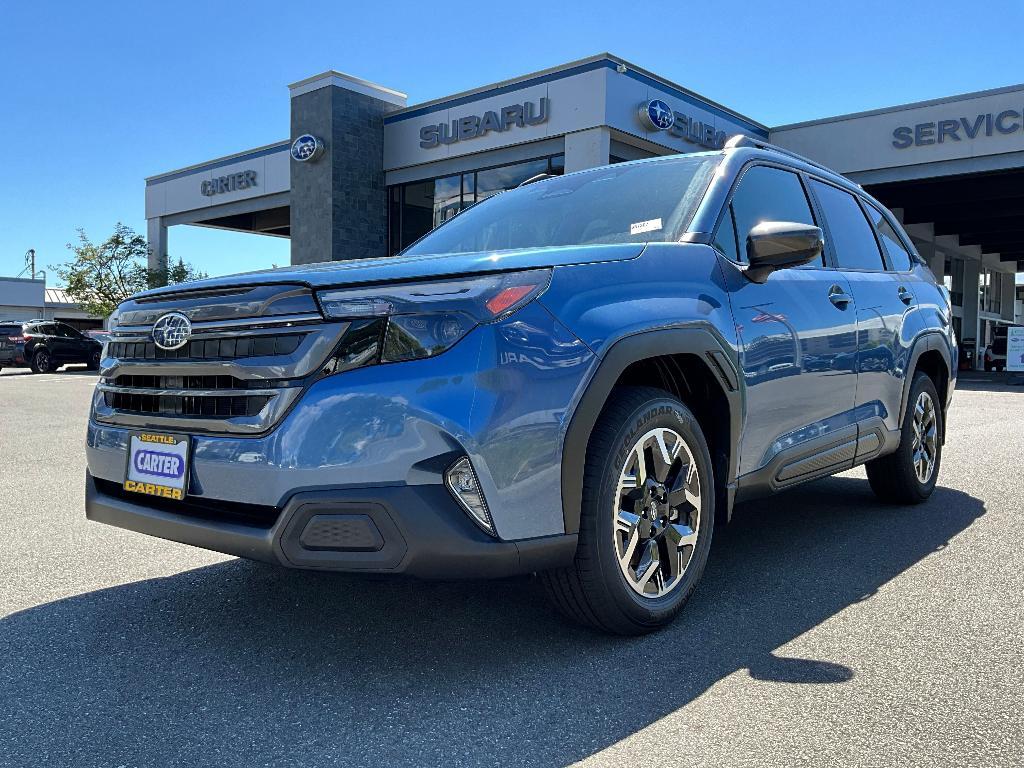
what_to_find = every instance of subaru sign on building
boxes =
[290,134,324,162]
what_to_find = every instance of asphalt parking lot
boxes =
[1,366,1022,767]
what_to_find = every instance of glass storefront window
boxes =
[433,175,462,228]
[400,180,434,251]
[476,158,551,203]
[387,154,565,255]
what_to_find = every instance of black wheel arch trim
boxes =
[560,323,743,535]
[899,331,953,438]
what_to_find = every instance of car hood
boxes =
[138,244,645,298]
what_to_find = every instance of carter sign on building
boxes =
[201,170,258,196]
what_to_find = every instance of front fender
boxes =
[559,324,743,534]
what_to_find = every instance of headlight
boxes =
[317,270,550,368]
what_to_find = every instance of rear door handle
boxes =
[898,285,914,305]
[828,285,853,308]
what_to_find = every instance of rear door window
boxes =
[56,323,85,338]
[809,180,885,271]
[730,165,821,265]
[864,204,914,272]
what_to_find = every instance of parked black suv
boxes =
[0,320,102,374]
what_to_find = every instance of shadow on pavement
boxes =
[0,477,983,767]
[955,374,1024,393]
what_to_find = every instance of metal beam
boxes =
[871,177,1024,208]
[901,199,1024,225]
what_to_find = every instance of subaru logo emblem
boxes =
[291,134,324,163]
[640,100,675,131]
[151,312,192,351]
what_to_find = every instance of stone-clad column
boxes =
[289,72,406,265]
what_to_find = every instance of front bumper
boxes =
[86,301,596,541]
[86,472,576,577]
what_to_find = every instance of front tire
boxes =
[86,349,101,370]
[540,387,715,635]
[866,371,942,504]
[30,349,53,374]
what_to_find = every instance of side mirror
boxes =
[744,221,824,283]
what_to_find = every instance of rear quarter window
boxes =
[864,204,914,272]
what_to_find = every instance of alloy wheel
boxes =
[613,427,702,599]
[911,391,938,484]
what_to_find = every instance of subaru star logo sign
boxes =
[640,99,675,131]
[151,312,192,351]
[290,134,324,163]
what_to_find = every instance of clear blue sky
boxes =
[2,0,1022,281]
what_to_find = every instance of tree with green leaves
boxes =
[50,223,206,318]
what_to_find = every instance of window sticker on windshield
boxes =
[630,218,663,235]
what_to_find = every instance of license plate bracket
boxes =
[123,432,191,501]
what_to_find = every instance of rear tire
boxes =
[866,371,942,504]
[540,387,715,635]
[30,349,53,374]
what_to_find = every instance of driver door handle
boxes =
[828,285,853,309]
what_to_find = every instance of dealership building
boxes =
[144,53,1024,366]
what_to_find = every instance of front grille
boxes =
[95,284,343,435]
[94,477,281,529]
[108,374,280,390]
[109,333,304,361]
[102,391,271,418]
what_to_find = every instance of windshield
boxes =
[403,154,721,256]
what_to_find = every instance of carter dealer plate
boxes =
[123,432,191,501]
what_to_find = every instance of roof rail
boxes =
[723,134,840,177]
[518,173,557,187]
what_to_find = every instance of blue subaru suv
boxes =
[86,137,955,634]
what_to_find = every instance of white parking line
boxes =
[0,371,98,382]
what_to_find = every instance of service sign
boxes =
[1007,327,1024,372]
[124,433,190,500]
